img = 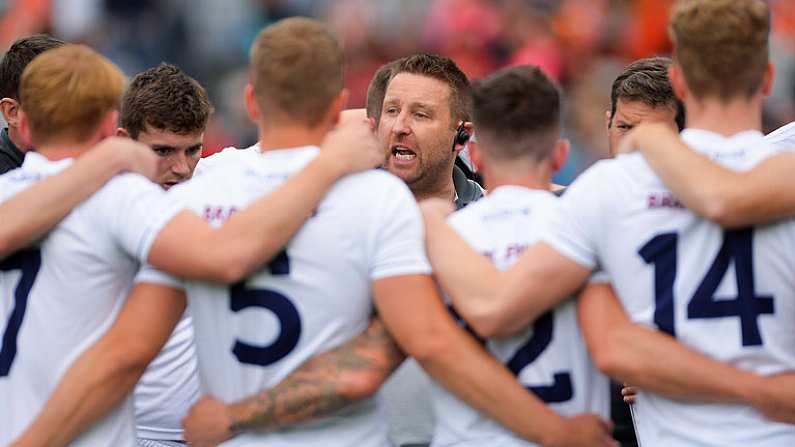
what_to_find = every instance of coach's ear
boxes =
[17,109,33,148]
[0,97,20,129]
[244,83,262,124]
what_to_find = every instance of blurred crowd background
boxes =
[2,0,795,183]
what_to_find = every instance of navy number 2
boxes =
[229,251,301,366]
[506,311,573,403]
[639,229,774,346]
[1,249,41,377]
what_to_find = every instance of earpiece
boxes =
[452,121,470,152]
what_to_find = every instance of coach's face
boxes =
[122,126,203,189]
[606,99,678,157]
[378,73,458,189]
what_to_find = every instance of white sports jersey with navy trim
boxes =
[765,120,795,152]
[430,186,609,447]
[541,129,795,447]
[133,310,200,440]
[193,143,259,177]
[137,146,430,447]
[0,153,180,447]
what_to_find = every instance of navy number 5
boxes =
[1,249,41,377]
[639,228,774,346]
[229,250,301,366]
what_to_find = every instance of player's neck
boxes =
[684,95,763,136]
[482,161,551,192]
[257,123,330,152]
[36,140,98,161]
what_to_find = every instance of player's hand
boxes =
[616,122,674,155]
[318,110,382,175]
[91,136,160,181]
[419,198,455,221]
[182,395,235,447]
[546,414,618,447]
[622,384,637,404]
[750,372,795,425]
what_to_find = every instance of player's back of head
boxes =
[0,34,66,101]
[121,63,213,139]
[471,65,561,162]
[390,53,472,125]
[366,59,399,122]
[20,44,125,147]
[610,56,685,131]
[669,0,770,100]
[249,17,343,128]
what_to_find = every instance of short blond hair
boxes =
[669,0,769,101]
[20,44,126,146]
[250,17,343,127]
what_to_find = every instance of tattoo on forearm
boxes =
[229,318,405,434]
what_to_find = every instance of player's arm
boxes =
[9,283,186,447]
[147,119,383,283]
[373,274,617,447]
[579,282,795,423]
[421,200,591,338]
[181,318,405,446]
[621,122,795,228]
[0,137,158,259]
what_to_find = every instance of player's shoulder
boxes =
[765,121,795,152]
[334,168,413,199]
[195,143,259,176]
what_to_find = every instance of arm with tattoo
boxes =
[182,317,404,445]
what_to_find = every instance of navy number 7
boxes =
[1,249,41,377]
[639,228,774,346]
[228,250,301,366]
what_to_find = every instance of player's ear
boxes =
[550,138,570,174]
[605,110,612,131]
[17,109,33,148]
[669,64,687,102]
[468,136,483,173]
[0,98,20,128]
[244,83,262,124]
[98,110,119,139]
[327,89,349,127]
[116,127,130,138]
[761,62,775,97]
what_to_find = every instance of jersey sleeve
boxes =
[369,178,432,280]
[135,263,185,290]
[538,162,609,270]
[102,174,186,262]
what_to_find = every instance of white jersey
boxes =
[765,120,795,151]
[133,311,200,440]
[430,186,609,447]
[542,129,795,447]
[0,153,179,446]
[193,143,259,177]
[138,146,430,447]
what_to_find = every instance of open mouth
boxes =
[392,146,417,161]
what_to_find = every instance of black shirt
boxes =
[0,127,24,174]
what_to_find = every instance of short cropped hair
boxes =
[390,53,471,126]
[0,34,66,100]
[366,60,398,121]
[121,63,213,139]
[472,65,560,162]
[20,44,126,146]
[610,57,685,131]
[250,17,344,127]
[669,0,770,100]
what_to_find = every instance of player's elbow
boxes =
[461,302,520,338]
[338,368,392,401]
[699,196,732,227]
[400,329,452,365]
[590,330,640,382]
